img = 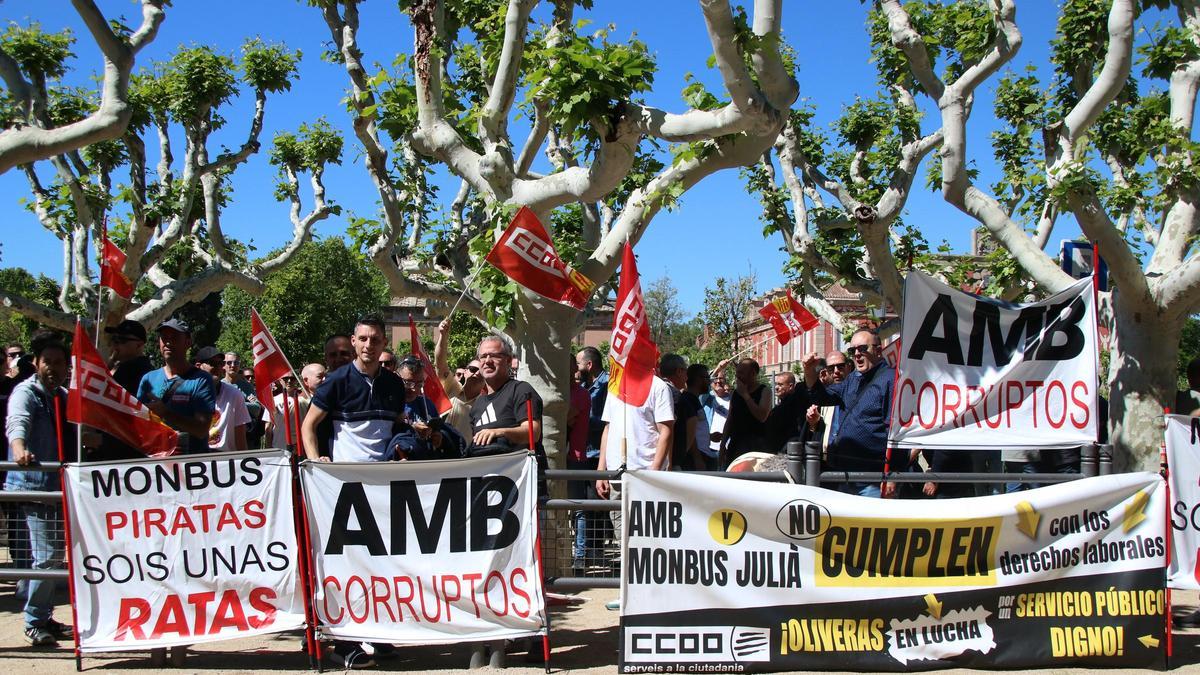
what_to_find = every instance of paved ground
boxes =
[3,582,1200,672]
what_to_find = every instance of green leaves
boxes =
[241,39,301,93]
[1,22,74,82]
[524,22,656,149]
[867,0,995,93]
[160,45,238,119]
[217,238,390,364]
[270,118,343,173]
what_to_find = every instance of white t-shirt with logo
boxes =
[600,376,675,471]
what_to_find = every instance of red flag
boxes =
[251,308,296,407]
[99,237,134,299]
[485,206,595,310]
[758,290,819,345]
[607,242,659,406]
[408,316,452,415]
[67,321,178,457]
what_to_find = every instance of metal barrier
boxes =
[0,446,1121,590]
[0,461,68,582]
[539,468,792,591]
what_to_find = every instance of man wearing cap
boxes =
[194,347,250,452]
[136,318,217,455]
[88,320,154,461]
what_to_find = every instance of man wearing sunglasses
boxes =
[803,330,895,498]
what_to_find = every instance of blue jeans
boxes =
[566,455,598,560]
[22,504,63,628]
[840,482,882,498]
[1004,461,1039,494]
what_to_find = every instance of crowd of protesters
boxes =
[3,314,1200,663]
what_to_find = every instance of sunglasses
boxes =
[847,344,875,356]
[7,351,24,358]
[827,362,850,371]
[467,365,479,373]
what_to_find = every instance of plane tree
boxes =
[310,0,799,459]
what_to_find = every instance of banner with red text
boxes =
[890,272,1098,449]
[64,450,305,652]
[1166,413,1200,589]
[620,470,1166,672]
[300,452,546,644]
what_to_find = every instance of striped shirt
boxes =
[311,362,404,462]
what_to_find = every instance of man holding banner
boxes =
[301,315,406,667]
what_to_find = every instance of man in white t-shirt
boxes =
[193,347,250,452]
[594,375,674,541]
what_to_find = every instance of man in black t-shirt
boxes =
[469,335,544,457]
[659,354,700,470]
[721,358,770,464]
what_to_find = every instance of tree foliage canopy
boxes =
[216,238,388,365]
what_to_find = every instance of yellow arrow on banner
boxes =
[1125,490,1149,533]
[1138,635,1160,648]
[1015,501,1041,539]
[924,594,943,620]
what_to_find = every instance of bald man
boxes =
[266,363,326,448]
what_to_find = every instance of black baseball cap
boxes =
[157,317,191,335]
[103,319,147,342]
[193,346,223,364]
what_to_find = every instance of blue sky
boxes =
[0,1,1071,316]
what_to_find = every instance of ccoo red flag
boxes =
[251,308,296,407]
[67,321,178,456]
[485,206,595,310]
[607,242,659,406]
[408,316,452,415]
[99,237,135,299]
[758,289,819,345]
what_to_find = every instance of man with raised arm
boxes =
[802,329,895,498]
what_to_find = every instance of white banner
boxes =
[1167,414,1200,589]
[620,470,1166,671]
[301,453,545,644]
[65,450,306,652]
[890,271,1099,449]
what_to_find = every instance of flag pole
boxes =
[446,257,487,318]
[94,218,108,348]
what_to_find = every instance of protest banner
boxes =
[890,271,1099,449]
[64,449,306,652]
[619,470,1166,672]
[300,452,546,644]
[1166,413,1200,589]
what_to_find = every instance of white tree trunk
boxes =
[1107,290,1181,472]
[511,292,578,470]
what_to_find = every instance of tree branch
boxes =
[0,0,166,174]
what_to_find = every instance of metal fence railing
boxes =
[0,444,1111,588]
